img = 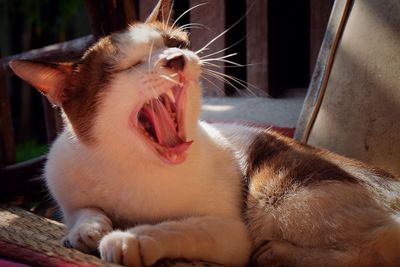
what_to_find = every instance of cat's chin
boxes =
[130,83,193,165]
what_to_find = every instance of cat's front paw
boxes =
[100,228,165,267]
[64,215,112,253]
[99,231,142,266]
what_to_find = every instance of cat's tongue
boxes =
[140,97,192,163]
[141,100,180,146]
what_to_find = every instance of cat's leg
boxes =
[99,216,251,267]
[63,208,113,253]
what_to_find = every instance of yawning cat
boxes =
[10,0,400,266]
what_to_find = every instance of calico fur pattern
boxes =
[9,0,400,266]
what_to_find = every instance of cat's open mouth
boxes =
[133,84,193,164]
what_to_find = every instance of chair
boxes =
[295,0,400,176]
[4,0,398,265]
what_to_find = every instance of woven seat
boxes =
[0,206,222,267]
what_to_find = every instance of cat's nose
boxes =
[165,54,185,71]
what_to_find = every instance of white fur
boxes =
[44,24,251,266]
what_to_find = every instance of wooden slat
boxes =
[190,0,225,96]
[0,66,16,165]
[139,0,159,21]
[85,0,138,37]
[0,156,47,201]
[246,0,268,96]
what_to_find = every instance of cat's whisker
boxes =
[164,0,175,32]
[195,5,253,55]
[199,36,247,60]
[176,23,209,32]
[148,40,155,74]
[200,75,227,95]
[169,3,208,35]
[202,58,244,67]
[203,71,239,91]
[159,74,182,86]
[177,25,204,32]
[201,62,221,68]
[161,3,166,31]
[203,68,260,96]
[202,61,263,69]
[205,69,257,94]
[201,52,238,62]
[203,70,242,94]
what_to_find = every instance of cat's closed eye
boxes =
[165,36,188,49]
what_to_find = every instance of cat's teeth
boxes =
[166,90,175,103]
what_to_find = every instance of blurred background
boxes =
[0,0,334,165]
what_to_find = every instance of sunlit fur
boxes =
[10,1,400,266]
[44,19,251,267]
[214,123,400,267]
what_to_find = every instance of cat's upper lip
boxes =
[130,78,192,164]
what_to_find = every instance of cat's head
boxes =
[10,0,202,165]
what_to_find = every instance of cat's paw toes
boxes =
[100,227,166,267]
[251,240,293,267]
[137,235,164,266]
[99,231,142,266]
[64,217,112,253]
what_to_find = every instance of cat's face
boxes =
[92,23,202,164]
[10,0,202,165]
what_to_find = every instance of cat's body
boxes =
[47,120,250,266]
[218,124,400,266]
[10,0,400,266]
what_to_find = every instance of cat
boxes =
[9,0,400,266]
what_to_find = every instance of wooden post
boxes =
[85,0,138,37]
[309,0,335,75]
[0,65,16,165]
[139,0,159,21]
[190,0,225,96]
[246,0,268,96]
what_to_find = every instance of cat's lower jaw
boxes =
[99,216,251,267]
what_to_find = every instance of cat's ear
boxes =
[9,60,74,107]
[146,0,173,24]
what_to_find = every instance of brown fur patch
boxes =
[61,36,117,143]
[246,130,359,188]
[149,22,190,48]
[61,22,189,143]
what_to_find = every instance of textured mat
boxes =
[0,206,222,267]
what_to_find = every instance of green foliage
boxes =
[0,0,89,56]
[16,140,48,163]
[0,0,82,34]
